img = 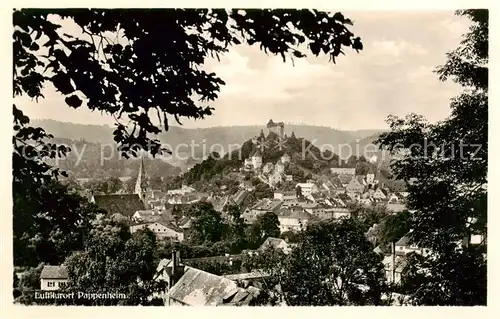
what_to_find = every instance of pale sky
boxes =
[16,10,470,131]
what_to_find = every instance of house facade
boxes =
[346,178,364,194]
[243,199,283,224]
[296,183,317,197]
[278,208,311,233]
[259,237,292,254]
[281,153,291,164]
[130,222,184,241]
[40,265,68,291]
[395,235,430,256]
[269,171,283,185]
[251,151,263,169]
[330,168,356,175]
[372,188,388,200]
[275,162,285,174]
[366,173,375,184]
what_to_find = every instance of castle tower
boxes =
[266,119,285,139]
[134,158,148,201]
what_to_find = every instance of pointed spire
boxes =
[134,157,147,200]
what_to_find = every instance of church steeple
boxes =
[134,158,147,201]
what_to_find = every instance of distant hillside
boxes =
[32,119,116,143]
[33,119,386,159]
[49,137,181,179]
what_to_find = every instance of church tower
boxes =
[134,158,147,201]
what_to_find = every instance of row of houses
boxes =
[297,174,409,213]
[37,237,295,306]
[241,190,353,233]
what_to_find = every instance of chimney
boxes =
[172,249,177,270]
[391,241,396,283]
[169,248,184,288]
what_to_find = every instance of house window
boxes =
[47,281,55,287]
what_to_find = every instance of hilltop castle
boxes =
[267,119,284,139]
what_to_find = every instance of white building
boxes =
[277,208,311,233]
[275,162,285,174]
[330,168,356,175]
[366,173,375,184]
[269,171,283,186]
[395,235,430,256]
[40,265,68,291]
[130,222,184,241]
[251,151,263,169]
[280,153,291,164]
[296,182,318,197]
[167,185,195,196]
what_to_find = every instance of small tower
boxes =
[134,158,147,201]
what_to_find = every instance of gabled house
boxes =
[337,174,354,186]
[165,258,260,306]
[395,234,430,256]
[373,188,388,200]
[295,183,318,197]
[259,237,292,254]
[387,193,400,203]
[346,178,364,194]
[40,265,68,291]
[243,199,283,224]
[277,207,311,233]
